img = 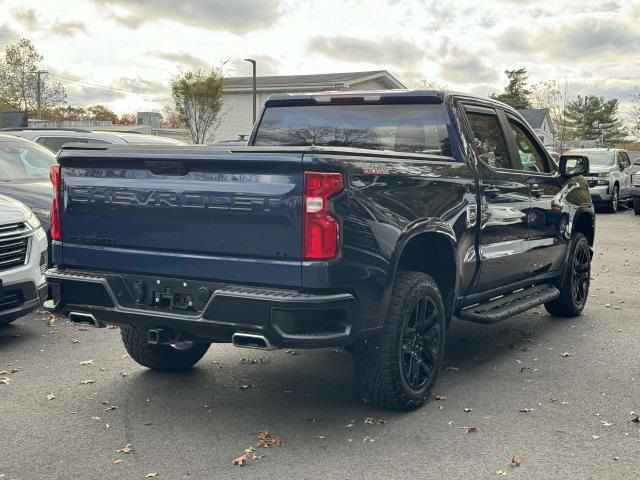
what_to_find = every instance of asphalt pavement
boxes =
[2,209,640,480]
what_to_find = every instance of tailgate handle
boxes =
[146,161,188,176]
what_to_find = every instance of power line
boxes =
[49,74,170,100]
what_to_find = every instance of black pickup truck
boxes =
[46,91,595,410]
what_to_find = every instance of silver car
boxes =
[2,128,185,152]
[567,148,633,213]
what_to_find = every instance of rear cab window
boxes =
[253,103,452,157]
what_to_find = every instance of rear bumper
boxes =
[45,268,359,348]
[0,280,47,322]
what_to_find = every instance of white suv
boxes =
[0,195,48,325]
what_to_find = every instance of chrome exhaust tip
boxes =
[68,311,105,328]
[231,332,276,350]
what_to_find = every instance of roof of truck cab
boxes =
[263,89,515,110]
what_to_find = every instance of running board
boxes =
[458,284,560,324]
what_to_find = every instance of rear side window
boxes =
[465,111,511,169]
[253,104,452,157]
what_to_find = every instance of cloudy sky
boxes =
[0,0,638,114]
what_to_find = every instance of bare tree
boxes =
[414,78,449,90]
[628,93,640,140]
[170,68,224,144]
[529,80,573,152]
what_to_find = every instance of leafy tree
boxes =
[42,105,88,123]
[491,68,532,109]
[87,104,118,122]
[0,38,66,113]
[564,95,626,144]
[170,68,224,144]
[160,106,185,128]
[116,113,137,125]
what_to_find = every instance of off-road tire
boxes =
[354,271,446,410]
[545,232,591,317]
[606,185,619,213]
[634,197,640,215]
[120,325,210,371]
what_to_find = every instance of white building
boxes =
[216,70,406,141]
[518,108,555,150]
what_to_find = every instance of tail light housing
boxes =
[50,164,61,241]
[303,172,344,260]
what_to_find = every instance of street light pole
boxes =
[243,58,257,125]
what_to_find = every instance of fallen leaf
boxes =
[0,377,10,385]
[363,417,387,425]
[120,371,128,377]
[239,383,255,390]
[145,473,159,478]
[464,408,472,413]
[560,352,571,358]
[519,408,534,413]
[510,456,520,467]
[77,326,89,331]
[80,360,94,366]
[496,469,507,476]
[434,395,447,401]
[316,435,327,439]
[80,379,95,385]
[445,366,460,372]
[461,426,477,433]
[613,456,620,462]
[630,416,640,423]
[600,421,613,427]
[362,436,375,443]
[592,435,600,440]
[116,444,134,454]
[256,431,284,448]
[233,455,247,466]
[46,393,56,400]
[72,339,79,344]
[104,405,117,411]
[113,459,123,464]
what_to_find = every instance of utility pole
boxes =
[243,58,257,125]
[33,70,47,120]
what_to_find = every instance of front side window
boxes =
[508,119,550,173]
[253,104,452,157]
[465,111,511,169]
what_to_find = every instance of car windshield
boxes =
[580,151,615,167]
[0,140,56,181]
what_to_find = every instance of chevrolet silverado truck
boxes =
[45,91,595,410]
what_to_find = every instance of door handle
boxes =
[484,185,500,199]
[530,184,543,198]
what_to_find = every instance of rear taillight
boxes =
[50,164,61,241]
[303,172,343,260]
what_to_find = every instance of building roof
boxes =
[518,108,550,129]
[223,70,406,92]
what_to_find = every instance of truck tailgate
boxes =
[57,148,303,286]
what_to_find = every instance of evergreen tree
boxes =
[564,95,626,144]
[491,68,532,109]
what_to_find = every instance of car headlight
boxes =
[596,180,609,185]
[26,211,42,230]
[599,172,610,178]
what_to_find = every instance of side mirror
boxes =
[559,155,589,177]
[634,159,640,166]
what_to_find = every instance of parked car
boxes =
[567,148,633,213]
[2,128,185,152]
[629,157,640,215]
[0,195,48,325]
[45,90,595,410]
[0,133,56,230]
